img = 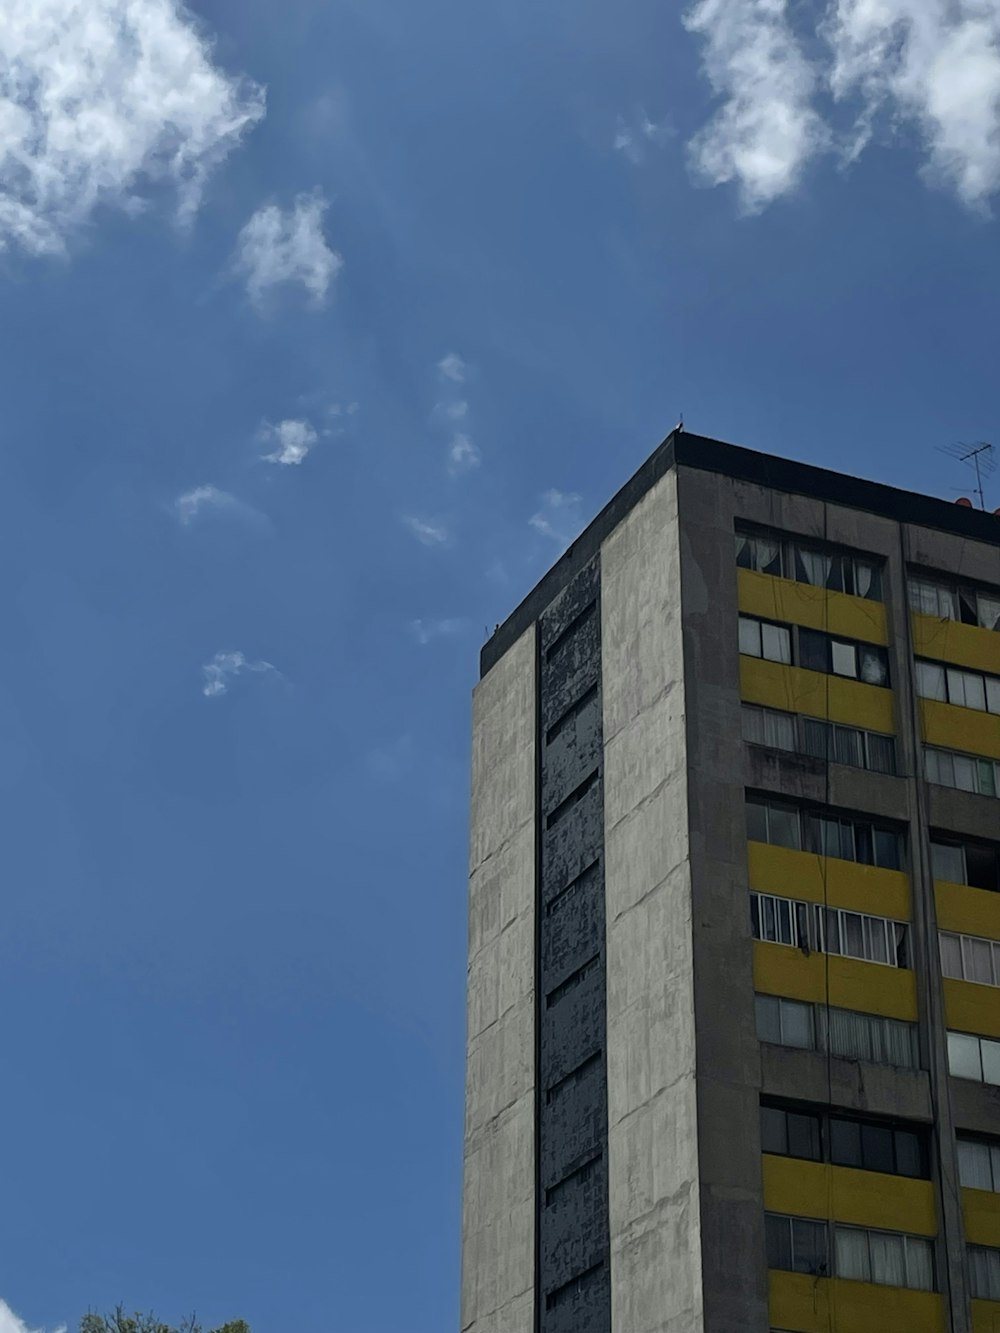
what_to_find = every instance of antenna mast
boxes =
[938,440,996,510]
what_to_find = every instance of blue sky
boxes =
[0,2,998,1331]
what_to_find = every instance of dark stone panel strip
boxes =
[536,557,610,1333]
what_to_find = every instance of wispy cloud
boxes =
[613,110,673,165]
[435,352,481,473]
[684,0,826,213]
[366,734,414,783]
[448,433,481,475]
[234,192,342,307]
[173,484,243,526]
[410,617,466,645]
[684,0,1000,211]
[437,352,468,383]
[403,516,450,547]
[202,650,279,698]
[530,489,584,547]
[259,418,319,465]
[0,1298,64,1333]
[0,0,263,257]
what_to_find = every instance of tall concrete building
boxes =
[461,430,1000,1333]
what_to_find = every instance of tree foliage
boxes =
[80,1308,249,1333]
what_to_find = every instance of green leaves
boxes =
[80,1308,249,1333]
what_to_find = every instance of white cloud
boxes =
[0,0,264,256]
[529,489,584,547]
[825,0,1000,208]
[234,192,342,306]
[614,111,673,165]
[259,418,319,465]
[201,650,278,698]
[404,516,450,546]
[437,352,467,383]
[410,617,466,645]
[0,1298,64,1333]
[434,398,468,422]
[173,484,241,525]
[685,0,1000,210]
[684,0,827,212]
[448,432,481,474]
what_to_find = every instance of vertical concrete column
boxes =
[602,470,705,1333]
[462,628,536,1333]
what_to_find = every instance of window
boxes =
[750,893,910,968]
[737,530,883,600]
[760,1104,822,1160]
[969,1246,1000,1301]
[948,1032,1000,1085]
[742,704,797,752]
[834,1226,934,1291]
[739,616,890,686]
[926,748,1000,798]
[756,994,814,1049]
[909,574,1000,632]
[762,1101,928,1178]
[744,705,896,775]
[765,1213,829,1275]
[939,932,1000,987]
[747,797,902,870]
[958,1137,1000,1192]
[916,658,1000,716]
[756,996,920,1069]
[931,838,1000,892]
[819,1007,919,1068]
[825,907,909,968]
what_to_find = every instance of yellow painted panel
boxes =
[763,1155,937,1234]
[936,881,1000,941]
[769,1271,945,1333]
[754,942,918,1020]
[964,1188,1000,1248]
[748,841,912,920]
[921,699,1000,762]
[913,613,1000,675]
[741,656,896,733]
[943,977,1000,1040]
[739,568,890,644]
[972,1299,1000,1333]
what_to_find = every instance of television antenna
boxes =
[938,440,995,510]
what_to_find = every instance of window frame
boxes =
[957,1137,1000,1193]
[750,892,910,969]
[909,573,1000,632]
[939,930,1000,988]
[834,1224,935,1291]
[916,657,1000,717]
[737,529,884,601]
[747,796,903,871]
[738,614,890,686]
[948,1030,1000,1085]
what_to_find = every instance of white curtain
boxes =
[958,1140,993,1191]
[869,1232,906,1286]
[797,548,831,587]
[903,1238,933,1291]
[835,1227,869,1282]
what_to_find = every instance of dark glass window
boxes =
[798,628,828,673]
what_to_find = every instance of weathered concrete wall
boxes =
[677,467,770,1333]
[602,468,705,1333]
[462,627,536,1333]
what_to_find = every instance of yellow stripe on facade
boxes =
[748,842,912,920]
[754,941,918,1021]
[740,655,896,733]
[769,1271,946,1333]
[912,612,1000,675]
[920,699,1000,762]
[738,568,889,644]
[763,1155,937,1234]
[943,977,1000,1041]
[972,1299,1000,1333]
[964,1188,1000,1249]
[935,882,1000,941]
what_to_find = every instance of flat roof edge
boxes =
[479,429,999,678]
